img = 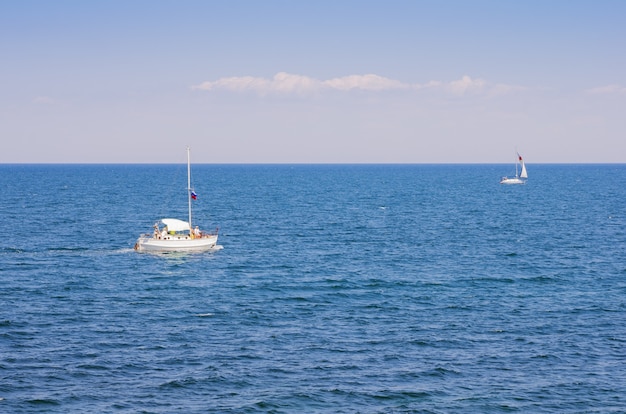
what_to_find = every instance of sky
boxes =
[1,0,625,163]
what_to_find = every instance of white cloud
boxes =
[272,72,323,94]
[193,76,269,93]
[586,84,626,94]
[193,72,321,95]
[446,75,486,95]
[323,74,408,91]
[413,80,443,90]
[192,72,522,97]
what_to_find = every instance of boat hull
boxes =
[134,234,218,252]
[500,177,526,185]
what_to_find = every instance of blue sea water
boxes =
[1,163,626,413]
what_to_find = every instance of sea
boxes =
[1,163,625,413]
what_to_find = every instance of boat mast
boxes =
[187,146,192,231]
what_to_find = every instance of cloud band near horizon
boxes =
[192,72,523,96]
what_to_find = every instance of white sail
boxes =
[520,160,528,179]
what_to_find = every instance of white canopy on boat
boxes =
[160,218,190,232]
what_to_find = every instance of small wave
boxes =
[114,248,137,254]
[76,363,110,371]
[27,398,60,406]
[426,366,461,377]
[46,247,90,252]
[1,247,24,254]
[135,245,223,257]
[372,390,431,401]
[531,353,560,360]
[196,313,214,317]
[254,400,281,410]
[159,377,200,389]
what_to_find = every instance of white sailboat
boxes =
[134,147,219,252]
[500,151,528,185]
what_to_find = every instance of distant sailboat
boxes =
[500,151,528,185]
[134,147,219,252]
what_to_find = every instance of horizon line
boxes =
[2,161,625,166]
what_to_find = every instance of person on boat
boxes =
[161,226,168,239]
[193,226,201,238]
[153,224,160,239]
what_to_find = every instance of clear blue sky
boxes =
[1,0,625,163]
